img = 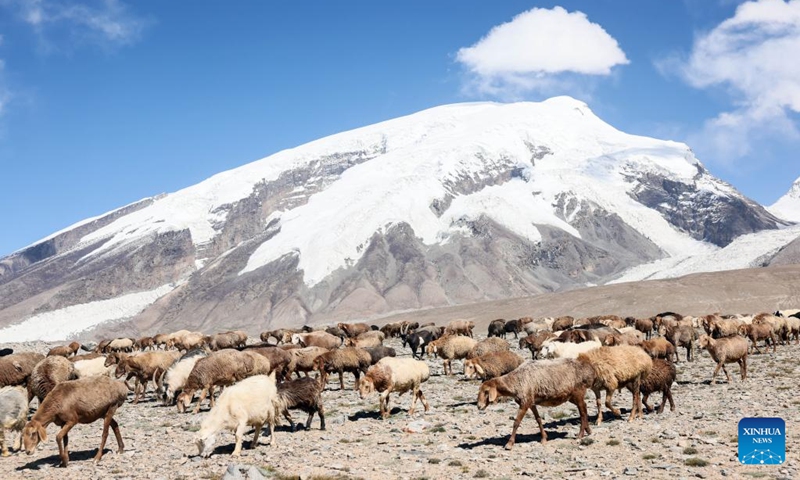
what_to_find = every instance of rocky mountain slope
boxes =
[0,97,795,340]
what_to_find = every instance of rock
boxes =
[222,464,245,480]
[623,467,638,475]
[403,420,433,433]
[246,466,266,480]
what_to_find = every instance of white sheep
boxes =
[195,372,279,458]
[73,356,115,378]
[540,340,601,359]
[358,357,430,419]
[1,386,27,456]
[159,351,206,405]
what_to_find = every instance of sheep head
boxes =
[22,420,47,454]
[195,433,217,458]
[476,381,499,410]
[358,377,375,399]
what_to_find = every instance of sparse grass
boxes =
[474,469,490,478]
[466,435,477,440]
[579,437,595,446]
[429,426,446,433]
[776,385,791,391]
[703,430,717,436]
[448,459,463,467]
[683,447,698,455]
[685,457,709,467]
[428,458,441,464]
[551,410,570,419]
[183,424,200,432]
[650,437,661,443]
[453,395,466,401]
[199,474,220,480]
[742,472,769,478]
[730,435,739,444]
[461,466,470,474]
[642,453,657,460]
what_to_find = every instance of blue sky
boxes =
[1,0,799,256]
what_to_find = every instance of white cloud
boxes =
[455,6,629,98]
[4,0,149,50]
[666,0,800,165]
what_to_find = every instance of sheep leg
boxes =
[380,392,390,419]
[13,429,22,452]
[444,359,451,376]
[209,386,217,407]
[317,404,326,430]
[642,393,653,413]
[232,421,247,456]
[408,387,419,416]
[593,389,603,425]
[711,362,723,383]
[572,392,591,438]
[721,364,731,383]
[530,405,547,444]
[505,401,530,450]
[194,388,209,414]
[338,370,345,391]
[740,357,747,381]
[268,419,276,446]
[94,407,117,463]
[1,429,7,456]
[353,371,361,391]
[605,390,621,419]
[283,410,296,432]
[250,422,263,449]
[628,377,642,421]
[753,341,763,355]
[56,421,77,467]
[110,418,124,453]
[417,389,430,413]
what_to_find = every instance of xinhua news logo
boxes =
[738,417,785,465]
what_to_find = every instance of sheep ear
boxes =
[488,386,498,404]
[37,424,47,442]
[13,361,23,371]
[474,364,485,376]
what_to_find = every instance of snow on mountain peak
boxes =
[770,176,800,222]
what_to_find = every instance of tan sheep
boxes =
[22,375,127,467]
[358,357,430,419]
[47,342,81,358]
[467,337,510,359]
[345,330,385,348]
[314,348,371,390]
[576,345,653,424]
[464,351,523,380]
[28,356,76,404]
[738,323,776,354]
[1,386,27,456]
[658,323,697,362]
[697,335,748,383]
[288,347,328,379]
[445,319,475,337]
[641,338,676,360]
[476,359,595,449]
[292,331,342,350]
[519,331,556,359]
[427,335,478,376]
[337,322,371,338]
[114,351,182,403]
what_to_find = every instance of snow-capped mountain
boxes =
[770,177,800,222]
[0,97,794,341]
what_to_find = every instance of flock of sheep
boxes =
[1,309,799,467]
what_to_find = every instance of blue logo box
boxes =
[738,417,785,465]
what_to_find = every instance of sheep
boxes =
[0,352,45,388]
[165,330,192,349]
[427,335,477,375]
[209,332,242,351]
[403,329,436,359]
[556,329,598,344]
[288,347,328,378]
[476,359,595,449]
[641,338,676,360]
[291,331,342,350]
[659,323,697,362]
[106,337,135,353]
[445,319,475,337]
[1,386,27,456]
[324,326,347,340]
[243,346,293,381]
[346,330,385,348]
[464,351,524,380]
[785,315,800,344]
[28,356,76,404]
[337,322,371,338]
[702,314,742,338]
[626,317,654,339]
[135,336,155,351]
[157,349,207,405]
[551,316,575,331]
[114,350,182,403]
[94,339,112,353]
[602,331,643,347]
[174,332,209,351]
[400,321,420,335]
[358,357,430,419]
[752,313,787,345]
[503,319,524,339]
[652,312,684,331]
[488,319,506,338]
[314,347,371,390]
[576,345,653,425]
[152,333,170,349]
[638,359,676,414]
[47,342,81,358]
[195,372,279,458]
[467,337,510,359]
[697,335,748,383]
[519,331,556,360]
[541,340,601,359]
[178,349,272,414]
[22,375,127,467]
[73,356,114,379]
[363,346,397,365]
[275,377,326,431]
[738,323,776,354]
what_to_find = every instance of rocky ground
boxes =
[1,335,798,480]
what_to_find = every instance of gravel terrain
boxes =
[1,334,798,480]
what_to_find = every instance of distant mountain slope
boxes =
[770,177,800,223]
[0,97,793,341]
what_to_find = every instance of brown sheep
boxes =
[363,346,397,365]
[314,348,371,391]
[275,377,326,431]
[345,330,385,348]
[209,332,241,351]
[358,357,430,420]
[337,322,371,338]
[288,347,328,378]
[445,319,475,337]
[738,323,776,354]
[292,331,342,350]
[135,337,155,351]
[379,323,403,338]
[464,351,524,380]
[467,337,510,359]
[152,333,170,349]
[427,335,477,375]
[576,345,653,424]
[114,351,182,403]
[0,352,46,388]
[47,342,81,358]
[551,316,575,331]
[476,359,595,449]
[659,323,697,362]
[752,313,787,345]
[177,349,271,414]
[22,375,127,467]
[27,356,76,404]
[626,317,654,339]
[638,359,676,414]
[519,331,556,360]
[243,346,293,381]
[641,338,676,360]
[487,319,506,338]
[697,335,748,383]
